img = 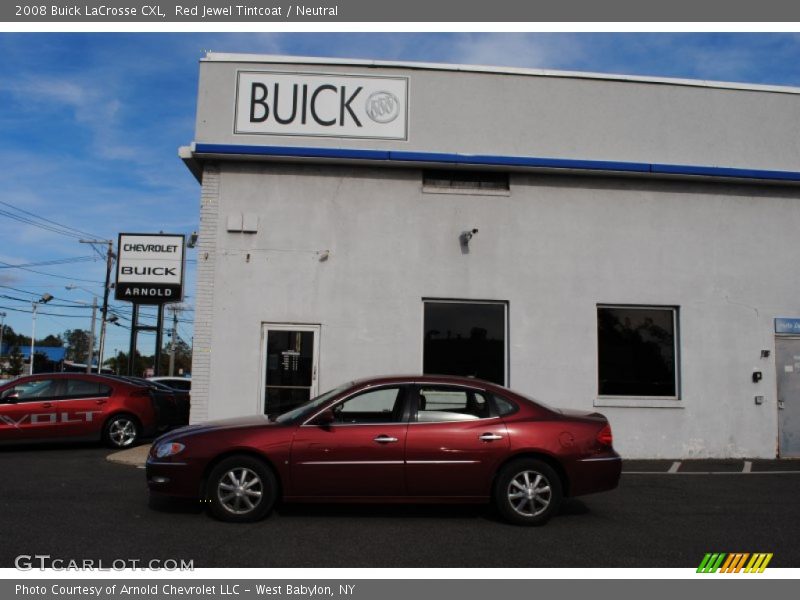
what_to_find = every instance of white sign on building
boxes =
[115,233,185,304]
[234,71,409,140]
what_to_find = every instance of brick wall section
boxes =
[188,163,219,423]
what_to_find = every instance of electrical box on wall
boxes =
[227,213,259,233]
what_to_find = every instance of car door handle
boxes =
[479,433,504,441]
[373,435,399,444]
[95,399,108,405]
[42,403,53,408]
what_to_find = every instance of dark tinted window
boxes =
[597,306,678,397]
[423,170,509,191]
[0,379,60,402]
[265,330,314,414]
[416,388,491,422]
[64,379,112,398]
[167,380,191,391]
[423,301,506,385]
[493,394,518,416]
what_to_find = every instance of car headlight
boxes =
[154,442,185,458]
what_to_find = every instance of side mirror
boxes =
[2,393,18,404]
[314,408,335,426]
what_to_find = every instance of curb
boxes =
[107,444,151,468]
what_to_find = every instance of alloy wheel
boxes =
[507,470,552,517]
[216,467,264,515]
[108,418,137,447]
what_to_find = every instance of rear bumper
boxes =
[567,452,622,497]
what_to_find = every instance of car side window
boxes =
[332,387,405,424]
[0,379,61,402]
[493,394,518,417]
[416,387,492,422]
[64,379,112,399]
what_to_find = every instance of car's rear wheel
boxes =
[494,459,562,526]
[207,456,277,523]
[103,414,140,449]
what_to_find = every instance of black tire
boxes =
[493,459,562,526]
[206,456,277,523]
[103,414,140,449]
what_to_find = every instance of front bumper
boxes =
[145,457,203,498]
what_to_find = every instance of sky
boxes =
[2,32,800,364]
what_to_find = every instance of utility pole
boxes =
[80,239,115,373]
[86,296,97,373]
[168,306,180,376]
[0,311,6,359]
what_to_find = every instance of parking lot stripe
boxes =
[668,461,681,473]
[624,470,800,475]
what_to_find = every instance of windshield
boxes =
[274,383,352,424]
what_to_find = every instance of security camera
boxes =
[460,228,479,244]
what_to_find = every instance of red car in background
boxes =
[0,373,184,448]
[147,375,621,525]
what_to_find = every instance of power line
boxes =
[0,260,104,284]
[0,304,93,319]
[0,200,102,240]
[0,294,94,309]
[0,255,97,270]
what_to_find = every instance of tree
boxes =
[7,346,24,376]
[104,350,151,377]
[63,329,93,363]
[0,325,27,349]
[38,334,63,347]
[32,351,57,374]
[158,335,193,376]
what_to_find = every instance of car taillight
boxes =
[596,423,613,447]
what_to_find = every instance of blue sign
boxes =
[775,318,800,334]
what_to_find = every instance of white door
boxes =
[260,324,320,416]
[776,336,800,457]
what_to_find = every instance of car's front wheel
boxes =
[103,414,140,449]
[207,456,277,523]
[494,458,562,526]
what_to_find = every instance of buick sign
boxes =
[115,233,185,305]
[365,91,400,124]
[235,71,408,140]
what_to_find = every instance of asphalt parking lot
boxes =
[1,443,798,568]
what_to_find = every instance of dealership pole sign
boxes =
[115,233,185,304]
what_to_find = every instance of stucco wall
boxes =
[190,161,800,458]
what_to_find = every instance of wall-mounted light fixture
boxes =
[460,228,479,247]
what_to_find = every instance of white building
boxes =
[181,53,800,459]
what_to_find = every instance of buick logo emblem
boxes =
[365,91,400,124]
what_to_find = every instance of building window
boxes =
[422,170,509,195]
[423,300,507,385]
[597,305,679,398]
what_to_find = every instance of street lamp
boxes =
[30,293,53,375]
[65,285,98,373]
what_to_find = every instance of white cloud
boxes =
[445,34,585,70]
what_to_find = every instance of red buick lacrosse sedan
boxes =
[146,375,621,525]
